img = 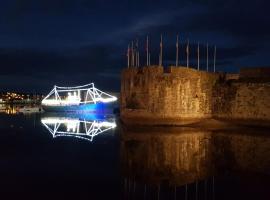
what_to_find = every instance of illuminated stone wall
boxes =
[120,66,270,124]
[120,66,219,124]
[212,81,270,121]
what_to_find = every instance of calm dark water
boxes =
[0,112,120,199]
[0,111,269,200]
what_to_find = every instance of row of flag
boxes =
[127,35,217,72]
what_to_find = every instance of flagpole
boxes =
[159,34,163,66]
[131,41,134,67]
[159,36,160,66]
[186,39,189,68]
[127,44,130,68]
[136,52,138,67]
[138,52,140,67]
[134,48,137,67]
[135,51,137,67]
[176,34,179,67]
[146,36,149,66]
[197,42,200,70]
[136,38,138,67]
[214,45,216,72]
[206,43,209,72]
[135,47,137,67]
[137,52,139,67]
[148,37,150,66]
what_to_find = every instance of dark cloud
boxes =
[0,0,269,92]
[184,0,270,40]
[0,44,124,92]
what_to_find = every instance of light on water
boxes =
[41,115,116,142]
[0,109,269,200]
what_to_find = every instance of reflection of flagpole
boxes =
[206,43,209,72]
[197,42,200,70]
[214,45,216,72]
[176,34,179,66]
[186,39,189,68]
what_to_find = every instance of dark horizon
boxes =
[0,0,269,93]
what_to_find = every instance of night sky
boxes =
[0,0,269,93]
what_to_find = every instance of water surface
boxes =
[0,111,269,199]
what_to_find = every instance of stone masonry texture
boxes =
[120,66,270,124]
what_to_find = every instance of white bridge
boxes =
[41,117,116,142]
[42,83,117,106]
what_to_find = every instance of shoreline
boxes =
[120,117,270,130]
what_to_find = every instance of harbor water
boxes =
[0,107,269,199]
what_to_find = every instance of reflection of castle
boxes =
[41,117,116,142]
[120,127,270,199]
[121,127,214,186]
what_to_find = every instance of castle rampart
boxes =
[120,66,270,125]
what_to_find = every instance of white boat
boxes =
[41,83,117,113]
[17,106,43,113]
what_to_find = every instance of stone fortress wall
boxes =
[120,66,270,125]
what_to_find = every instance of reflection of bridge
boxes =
[41,117,116,142]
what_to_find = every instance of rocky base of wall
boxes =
[121,116,205,126]
[121,115,270,127]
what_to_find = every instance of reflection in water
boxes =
[121,128,213,185]
[1,104,38,115]
[120,127,270,199]
[3,104,17,115]
[41,115,116,142]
